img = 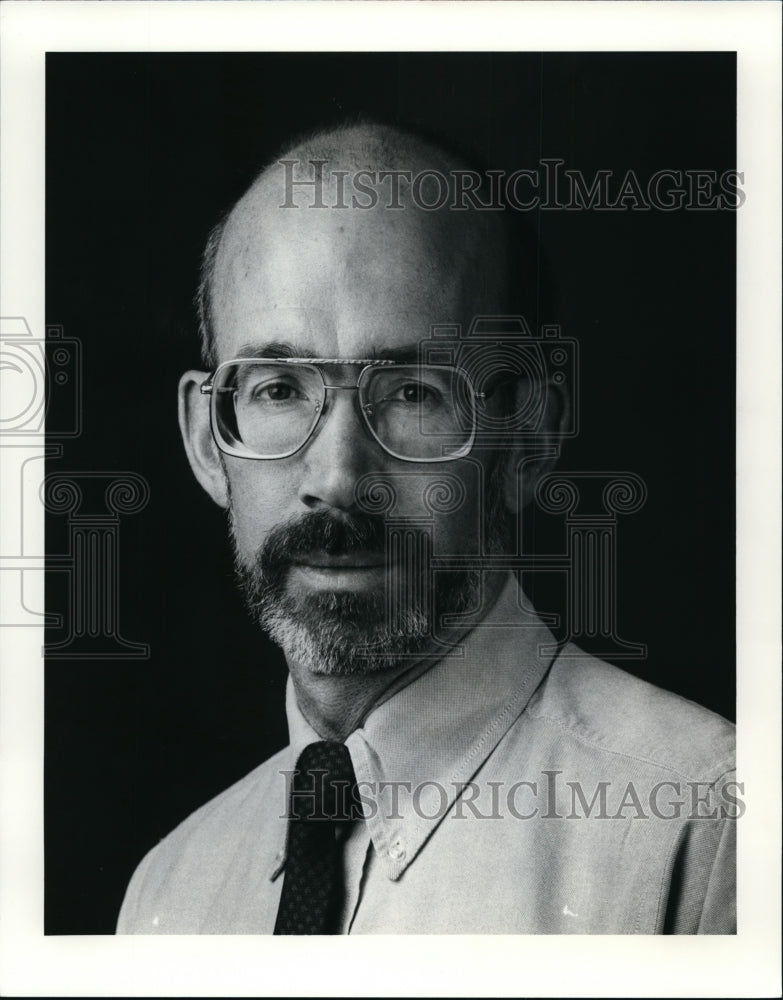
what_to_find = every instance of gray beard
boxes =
[250,571,479,676]
[229,465,512,677]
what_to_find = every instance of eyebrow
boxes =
[233,342,422,364]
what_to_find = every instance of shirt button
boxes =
[388,842,406,861]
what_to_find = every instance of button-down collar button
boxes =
[388,841,406,861]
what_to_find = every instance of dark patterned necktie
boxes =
[273,740,360,935]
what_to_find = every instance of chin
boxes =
[261,589,432,676]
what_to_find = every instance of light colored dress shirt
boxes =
[117,574,736,934]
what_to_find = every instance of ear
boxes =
[178,370,229,509]
[502,377,571,512]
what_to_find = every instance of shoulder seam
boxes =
[525,710,736,782]
[553,645,735,729]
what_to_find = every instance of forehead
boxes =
[209,186,492,362]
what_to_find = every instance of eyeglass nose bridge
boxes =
[317,379,377,418]
[307,380,380,450]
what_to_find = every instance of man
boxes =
[117,123,736,934]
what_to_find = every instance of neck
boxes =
[288,661,417,742]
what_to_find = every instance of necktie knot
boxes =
[289,740,361,822]
[290,740,360,822]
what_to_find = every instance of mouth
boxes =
[289,551,388,590]
[293,551,386,570]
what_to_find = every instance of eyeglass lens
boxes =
[211,361,475,461]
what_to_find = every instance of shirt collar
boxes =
[276,573,557,881]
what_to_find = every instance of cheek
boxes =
[430,498,483,555]
[391,464,486,555]
[224,462,299,558]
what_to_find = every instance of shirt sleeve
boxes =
[696,815,736,934]
[659,772,737,934]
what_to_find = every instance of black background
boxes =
[45,52,735,934]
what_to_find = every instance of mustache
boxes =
[249,509,390,589]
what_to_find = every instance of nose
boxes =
[297,388,380,512]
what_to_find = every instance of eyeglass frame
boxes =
[199,356,488,463]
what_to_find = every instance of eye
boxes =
[394,381,438,404]
[258,382,294,401]
[246,378,307,404]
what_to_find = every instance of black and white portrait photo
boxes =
[0,2,779,997]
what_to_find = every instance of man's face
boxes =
[205,174,509,673]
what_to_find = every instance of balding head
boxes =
[198,123,511,366]
[179,123,563,682]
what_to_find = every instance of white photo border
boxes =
[0,1,780,996]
